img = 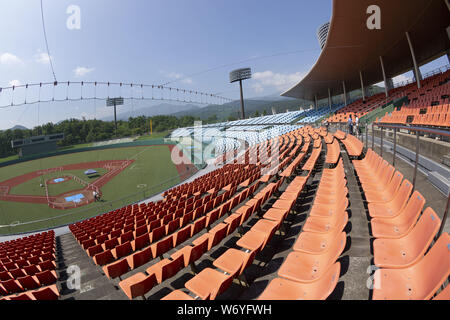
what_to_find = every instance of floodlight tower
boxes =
[230,68,252,119]
[106,97,124,137]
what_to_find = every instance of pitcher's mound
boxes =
[50,190,96,209]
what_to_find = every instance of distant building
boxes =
[317,22,330,50]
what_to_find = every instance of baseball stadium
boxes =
[0,0,448,305]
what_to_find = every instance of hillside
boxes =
[101,102,200,121]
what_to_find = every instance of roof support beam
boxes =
[379,56,389,97]
[314,94,318,110]
[405,31,421,89]
[359,71,365,101]
[342,81,347,106]
[328,88,332,111]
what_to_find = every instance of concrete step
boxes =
[55,233,122,300]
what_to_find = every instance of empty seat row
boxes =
[351,139,450,300]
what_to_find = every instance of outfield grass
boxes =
[0,154,19,164]
[0,144,183,235]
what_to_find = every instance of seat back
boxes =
[151,225,166,243]
[226,214,241,236]
[10,268,26,278]
[94,249,114,266]
[104,258,130,279]
[115,241,132,259]
[153,235,174,258]
[35,270,57,286]
[166,218,181,235]
[386,171,404,194]
[323,232,347,267]
[404,207,441,258]
[133,233,150,251]
[161,254,184,283]
[31,285,59,300]
[148,219,162,232]
[1,279,23,294]
[103,237,119,251]
[219,201,231,218]
[188,237,209,266]
[173,225,191,247]
[134,225,148,238]
[378,165,395,186]
[17,275,39,290]
[212,273,234,300]
[120,231,134,244]
[239,249,258,276]
[206,209,219,228]
[23,264,39,276]
[391,179,413,210]
[240,205,254,225]
[209,224,229,249]
[401,191,426,226]
[131,273,157,299]
[410,233,450,299]
[38,260,56,272]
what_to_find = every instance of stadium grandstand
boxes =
[0,0,449,306]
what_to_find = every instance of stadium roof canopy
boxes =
[282,0,450,101]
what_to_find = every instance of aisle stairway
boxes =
[56,233,127,300]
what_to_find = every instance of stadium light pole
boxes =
[107,97,124,137]
[230,68,252,119]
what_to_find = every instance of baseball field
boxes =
[0,143,197,235]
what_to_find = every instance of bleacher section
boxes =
[327,93,387,123]
[0,231,59,300]
[297,103,346,124]
[0,123,448,300]
[324,67,449,128]
[378,69,450,128]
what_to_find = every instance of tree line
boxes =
[0,115,208,158]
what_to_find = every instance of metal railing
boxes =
[392,64,450,89]
[369,123,450,239]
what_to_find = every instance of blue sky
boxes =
[0,0,448,130]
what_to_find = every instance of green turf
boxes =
[0,145,184,235]
[0,154,19,164]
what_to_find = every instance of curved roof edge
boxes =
[282,0,450,101]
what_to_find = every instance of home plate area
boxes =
[51,190,95,210]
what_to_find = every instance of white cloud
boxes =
[35,51,52,64]
[73,66,95,77]
[162,71,193,85]
[251,70,305,93]
[0,53,24,66]
[8,80,21,87]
